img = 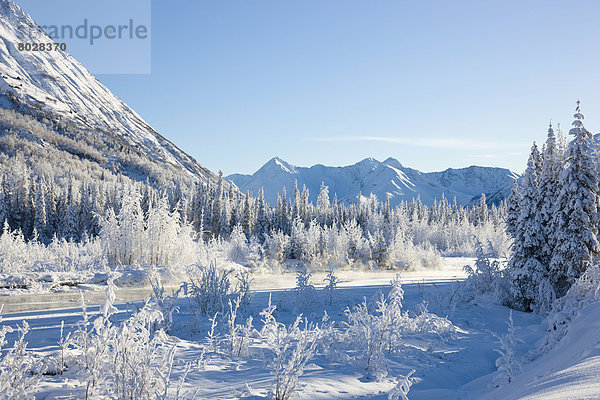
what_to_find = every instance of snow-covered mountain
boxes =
[227,157,519,206]
[0,0,215,182]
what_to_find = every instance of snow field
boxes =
[0,261,548,400]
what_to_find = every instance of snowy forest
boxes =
[0,102,510,278]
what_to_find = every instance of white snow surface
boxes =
[2,258,599,399]
[468,302,600,399]
[0,0,212,180]
[228,157,519,207]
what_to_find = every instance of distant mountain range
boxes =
[227,157,519,207]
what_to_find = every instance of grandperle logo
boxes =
[38,19,149,46]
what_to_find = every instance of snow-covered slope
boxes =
[228,157,519,206]
[468,302,600,400]
[0,0,214,181]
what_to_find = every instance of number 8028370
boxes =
[17,43,67,52]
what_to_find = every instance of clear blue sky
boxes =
[15,0,600,175]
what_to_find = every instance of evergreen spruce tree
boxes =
[508,142,545,311]
[505,182,521,240]
[316,182,331,226]
[33,179,47,242]
[256,188,270,240]
[550,101,600,297]
[538,121,563,267]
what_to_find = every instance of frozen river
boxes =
[0,258,471,314]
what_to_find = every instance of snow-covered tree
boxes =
[493,311,523,387]
[550,101,600,297]
[538,121,563,267]
[505,182,521,240]
[508,142,545,311]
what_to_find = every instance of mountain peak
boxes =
[383,157,403,169]
[261,157,297,174]
[355,157,382,170]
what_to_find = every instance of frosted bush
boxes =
[463,241,508,303]
[0,317,41,400]
[387,233,442,270]
[337,276,456,382]
[0,223,103,275]
[323,265,341,306]
[271,317,320,400]
[258,297,321,400]
[227,225,249,263]
[412,219,511,258]
[99,190,197,268]
[410,303,456,335]
[227,296,255,357]
[187,262,254,333]
[493,311,523,387]
[343,276,407,381]
[0,223,28,274]
[149,276,180,333]
[388,370,415,400]
[68,282,186,399]
[265,230,290,267]
[278,269,318,313]
[188,262,233,317]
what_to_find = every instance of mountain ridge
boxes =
[227,157,519,207]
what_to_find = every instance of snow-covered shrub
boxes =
[187,262,254,337]
[259,294,279,346]
[265,230,290,267]
[388,369,415,400]
[410,302,456,335]
[69,281,184,399]
[463,241,507,302]
[258,295,321,399]
[343,220,373,266]
[109,307,177,399]
[56,320,71,376]
[246,236,266,271]
[227,225,249,263]
[278,269,318,313]
[387,232,442,270]
[493,311,523,387]
[259,297,321,400]
[0,318,41,399]
[271,317,320,400]
[343,276,407,381]
[334,276,456,382]
[0,223,28,274]
[149,276,180,333]
[412,218,511,258]
[345,297,392,381]
[227,296,254,357]
[323,265,341,306]
[235,270,255,312]
[0,223,103,275]
[188,262,233,317]
[206,312,220,354]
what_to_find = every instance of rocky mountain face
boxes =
[0,0,216,185]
